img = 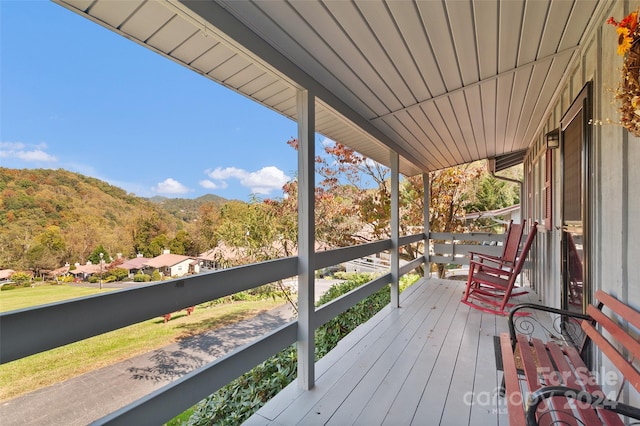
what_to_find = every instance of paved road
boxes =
[0,279,337,425]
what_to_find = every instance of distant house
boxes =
[48,265,71,281]
[197,248,220,271]
[460,204,521,229]
[50,265,70,276]
[118,254,150,278]
[197,243,239,270]
[143,251,198,278]
[69,262,102,281]
[0,269,15,281]
[199,240,335,271]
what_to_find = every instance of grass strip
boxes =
[0,285,285,401]
[1,284,115,312]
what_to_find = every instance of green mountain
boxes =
[149,194,229,222]
[0,168,228,271]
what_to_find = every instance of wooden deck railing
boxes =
[0,230,503,424]
[0,234,427,425]
[429,232,504,266]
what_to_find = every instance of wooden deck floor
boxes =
[245,277,541,426]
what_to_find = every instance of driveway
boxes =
[0,279,339,425]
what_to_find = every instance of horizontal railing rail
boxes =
[315,239,392,270]
[400,256,425,276]
[0,257,299,363]
[314,273,392,328]
[347,256,391,272]
[428,232,504,266]
[98,322,298,426]
[399,233,426,246]
[2,233,427,425]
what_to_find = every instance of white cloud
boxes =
[206,167,247,180]
[16,150,56,162]
[241,166,290,194]
[199,179,228,190]
[0,141,57,163]
[203,166,290,195]
[0,142,26,151]
[154,178,190,195]
[364,157,379,168]
[320,137,334,148]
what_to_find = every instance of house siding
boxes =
[168,259,194,277]
[595,0,640,306]
[526,0,639,308]
[629,136,640,303]
[525,0,640,405]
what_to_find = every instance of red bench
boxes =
[500,290,640,425]
[163,306,195,323]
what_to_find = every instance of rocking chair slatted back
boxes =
[467,220,526,267]
[461,221,538,315]
[501,220,525,264]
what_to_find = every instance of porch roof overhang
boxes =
[54,0,604,176]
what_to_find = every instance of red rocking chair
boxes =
[468,220,524,273]
[461,221,538,315]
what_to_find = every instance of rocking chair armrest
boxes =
[469,251,499,260]
[526,386,640,426]
[468,259,514,276]
[468,251,515,265]
[507,303,592,344]
[468,255,514,270]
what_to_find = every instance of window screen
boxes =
[562,116,582,222]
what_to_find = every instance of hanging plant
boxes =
[608,10,640,137]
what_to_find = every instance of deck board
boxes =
[469,309,507,425]
[247,277,541,425]
[352,285,454,424]
[325,285,448,424]
[303,281,449,424]
[412,285,477,424]
[351,281,458,425]
[382,281,462,425]
[439,306,483,425]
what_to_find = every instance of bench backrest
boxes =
[582,290,640,392]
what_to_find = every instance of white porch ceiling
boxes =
[54,0,604,176]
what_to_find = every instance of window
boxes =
[563,117,582,222]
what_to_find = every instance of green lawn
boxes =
[0,284,286,401]
[0,284,115,312]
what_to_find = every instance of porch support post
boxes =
[423,173,430,272]
[297,88,315,390]
[390,151,400,308]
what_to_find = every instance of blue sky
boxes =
[0,0,306,201]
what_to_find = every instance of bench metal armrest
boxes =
[526,386,640,426]
[507,303,592,345]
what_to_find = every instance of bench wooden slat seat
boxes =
[499,290,640,425]
[500,333,526,425]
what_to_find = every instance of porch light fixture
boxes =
[545,128,560,149]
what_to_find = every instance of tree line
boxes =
[0,142,519,278]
